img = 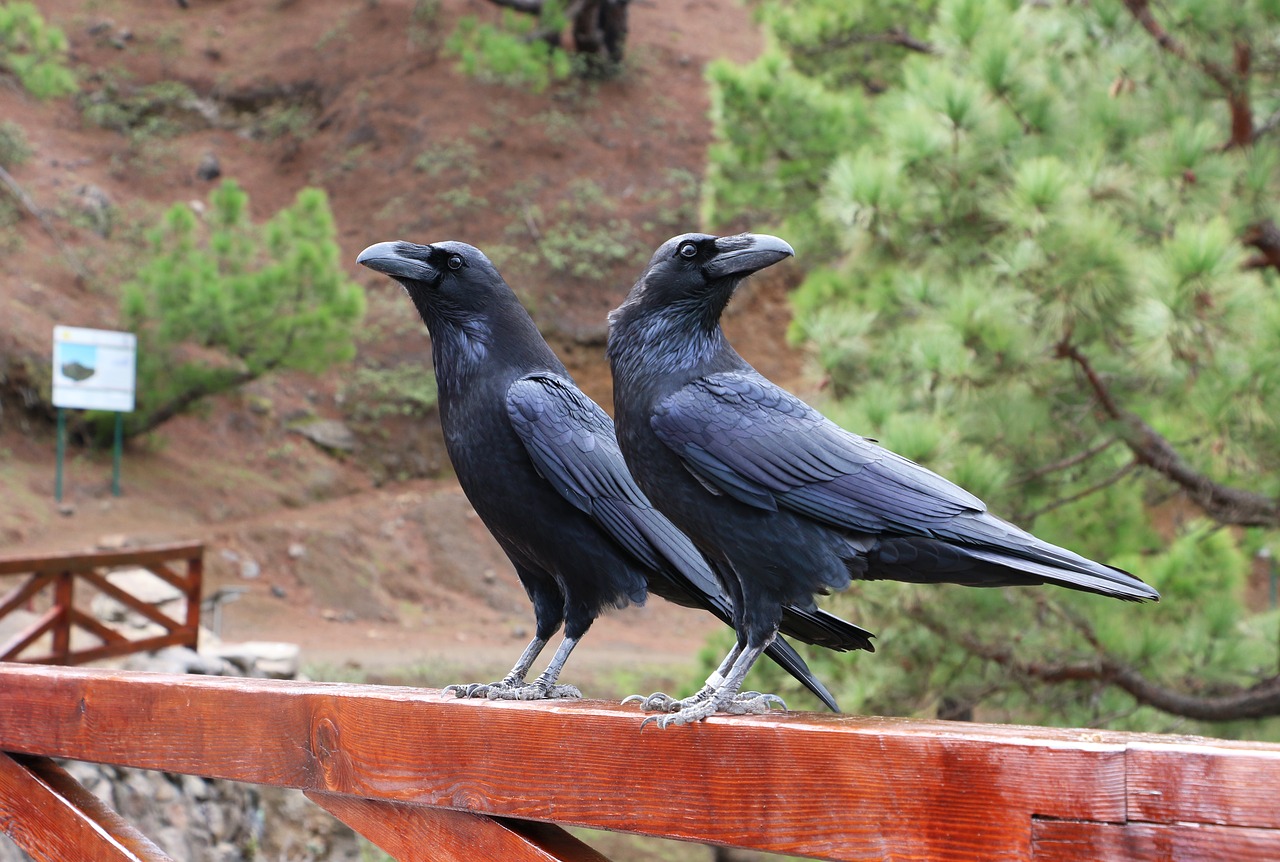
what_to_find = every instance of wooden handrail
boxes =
[0,542,203,666]
[1,663,1279,860]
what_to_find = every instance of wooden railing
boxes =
[0,542,203,665]
[1,664,1279,861]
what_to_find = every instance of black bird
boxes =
[607,232,1160,728]
[356,239,868,708]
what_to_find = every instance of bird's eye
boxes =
[678,241,699,259]
[447,254,464,271]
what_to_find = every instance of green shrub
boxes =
[446,12,571,92]
[0,2,76,99]
[102,180,365,440]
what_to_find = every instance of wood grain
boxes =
[308,792,610,861]
[0,664,1129,861]
[0,752,173,862]
[1032,817,1280,861]
[1126,740,1280,829]
[3,664,1279,861]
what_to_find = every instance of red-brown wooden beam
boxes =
[0,752,173,862]
[0,606,60,662]
[0,541,205,576]
[2,665,1280,860]
[1032,818,1280,861]
[307,792,610,862]
[0,572,53,618]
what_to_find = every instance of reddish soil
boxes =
[0,0,811,692]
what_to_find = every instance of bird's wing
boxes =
[652,372,986,534]
[506,373,720,598]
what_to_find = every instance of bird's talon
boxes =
[444,682,495,699]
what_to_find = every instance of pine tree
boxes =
[706,0,1280,734]
[101,180,365,440]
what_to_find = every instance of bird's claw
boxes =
[639,691,787,729]
[721,692,786,714]
[443,682,495,699]
[623,688,713,713]
[443,680,580,700]
[486,682,582,700]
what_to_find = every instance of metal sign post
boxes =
[51,326,137,501]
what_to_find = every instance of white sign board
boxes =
[52,326,137,412]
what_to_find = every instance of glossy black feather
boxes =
[359,239,853,709]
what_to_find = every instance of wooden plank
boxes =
[0,542,204,576]
[0,664,1132,862]
[0,606,60,662]
[51,572,72,662]
[1127,740,1280,830]
[56,631,197,666]
[140,562,191,593]
[0,752,174,862]
[78,571,180,631]
[67,607,128,647]
[182,554,201,638]
[307,792,611,862]
[0,573,53,618]
[1032,817,1280,861]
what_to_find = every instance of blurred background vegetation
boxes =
[703,0,1280,738]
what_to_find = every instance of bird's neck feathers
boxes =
[608,285,741,387]
[416,289,563,398]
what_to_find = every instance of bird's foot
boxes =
[443,682,496,699]
[622,687,713,713]
[487,682,582,701]
[444,680,582,700]
[639,691,786,729]
[722,691,787,714]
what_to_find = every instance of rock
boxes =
[290,418,357,453]
[195,152,221,181]
[287,542,306,559]
[96,533,129,550]
[239,558,261,579]
[122,646,235,676]
[205,641,300,679]
[270,584,288,598]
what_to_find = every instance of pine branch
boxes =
[1242,219,1280,272]
[793,27,934,58]
[1055,341,1280,527]
[1024,461,1139,521]
[1120,0,1253,148]
[911,604,1280,721]
[1014,436,1119,485]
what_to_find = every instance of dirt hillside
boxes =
[0,0,811,687]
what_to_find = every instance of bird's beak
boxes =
[356,241,438,282]
[704,234,795,280]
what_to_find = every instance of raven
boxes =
[607,232,1160,728]
[356,239,869,708]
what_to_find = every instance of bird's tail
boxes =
[780,605,877,653]
[765,635,841,712]
[863,512,1159,602]
[958,544,1158,601]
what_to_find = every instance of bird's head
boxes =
[357,239,558,379]
[356,240,510,318]
[610,233,795,331]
